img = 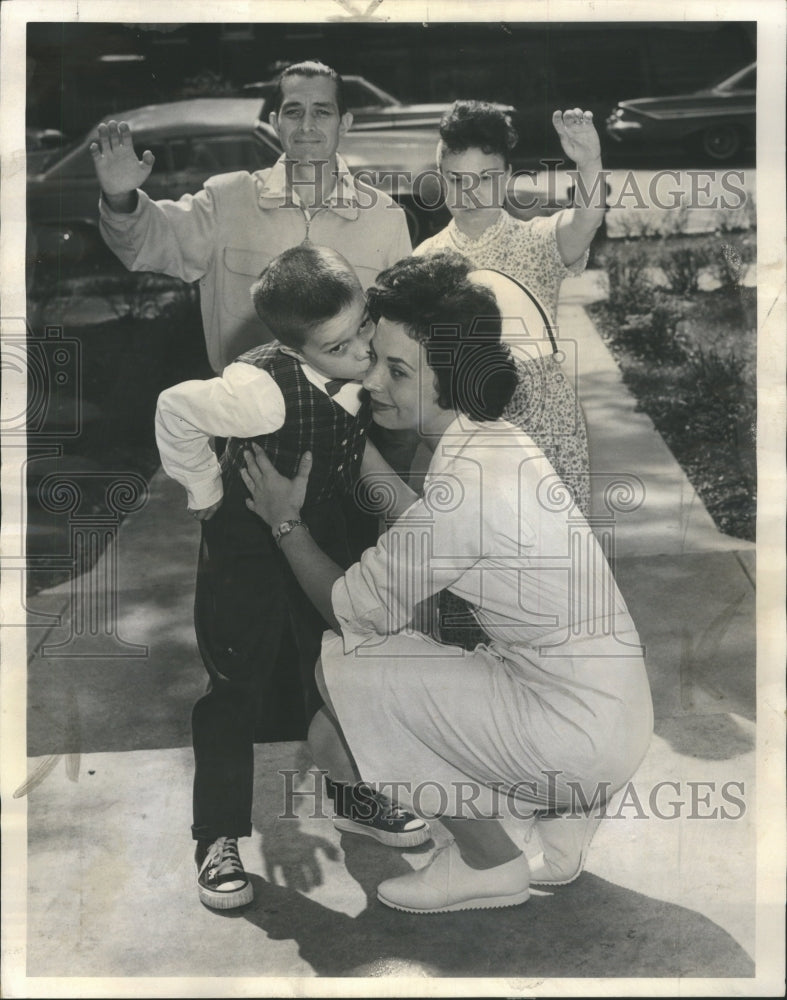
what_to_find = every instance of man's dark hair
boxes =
[251,244,359,349]
[367,251,517,422]
[437,100,519,169]
[270,60,347,116]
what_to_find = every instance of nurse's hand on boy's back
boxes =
[89,120,154,208]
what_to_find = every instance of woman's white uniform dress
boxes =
[321,414,653,820]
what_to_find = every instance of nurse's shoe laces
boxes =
[196,836,254,910]
[327,779,431,848]
[377,841,530,913]
[522,809,603,886]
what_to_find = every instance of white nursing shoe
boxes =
[523,810,603,886]
[376,842,530,914]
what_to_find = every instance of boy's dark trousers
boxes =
[190,480,352,843]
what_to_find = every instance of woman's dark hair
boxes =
[367,251,518,422]
[438,100,519,169]
[270,60,346,116]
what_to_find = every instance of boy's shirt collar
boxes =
[295,356,365,414]
[256,154,360,219]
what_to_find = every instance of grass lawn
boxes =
[587,233,756,541]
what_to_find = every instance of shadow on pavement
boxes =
[653,713,754,761]
[241,834,754,979]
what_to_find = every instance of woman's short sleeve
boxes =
[529,213,589,278]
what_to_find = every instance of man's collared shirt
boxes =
[100,154,412,373]
[256,153,360,222]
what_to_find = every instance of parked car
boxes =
[242,74,509,132]
[27,95,564,264]
[27,99,271,262]
[27,126,68,147]
[26,127,70,175]
[605,62,755,162]
[28,96,451,261]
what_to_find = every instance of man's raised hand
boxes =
[89,120,155,204]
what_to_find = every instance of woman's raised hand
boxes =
[89,120,155,199]
[241,444,311,527]
[552,109,602,169]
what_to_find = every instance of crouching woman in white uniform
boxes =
[241,251,653,914]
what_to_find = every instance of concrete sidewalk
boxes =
[19,272,757,988]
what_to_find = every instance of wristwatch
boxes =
[273,519,308,546]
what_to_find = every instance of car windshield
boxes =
[342,78,400,109]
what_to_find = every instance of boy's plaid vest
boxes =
[221,343,372,509]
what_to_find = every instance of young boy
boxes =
[155,244,429,911]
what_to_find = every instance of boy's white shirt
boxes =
[155,359,365,511]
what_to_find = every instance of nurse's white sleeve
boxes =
[331,466,487,653]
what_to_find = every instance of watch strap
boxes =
[273,518,308,546]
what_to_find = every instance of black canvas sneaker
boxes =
[196,836,254,909]
[326,778,431,848]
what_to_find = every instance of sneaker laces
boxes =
[516,815,544,867]
[367,788,409,821]
[202,836,243,878]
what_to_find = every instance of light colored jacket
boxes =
[100,155,412,372]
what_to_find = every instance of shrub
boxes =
[613,213,665,239]
[708,238,756,291]
[658,241,713,295]
[712,194,756,234]
[590,233,757,542]
[655,205,691,238]
[599,241,657,322]
[683,346,755,453]
[616,293,688,364]
[38,270,201,323]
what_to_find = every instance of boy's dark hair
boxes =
[367,250,518,422]
[251,244,359,349]
[437,100,519,169]
[270,60,346,116]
